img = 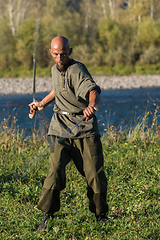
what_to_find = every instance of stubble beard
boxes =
[56,59,72,72]
[56,63,67,72]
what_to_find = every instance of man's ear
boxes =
[49,49,53,57]
[69,48,72,56]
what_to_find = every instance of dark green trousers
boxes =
[37,135,108,217]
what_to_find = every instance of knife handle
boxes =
[29,104,36,119]
[93,105,99,111]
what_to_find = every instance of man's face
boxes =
[50,45,72,71]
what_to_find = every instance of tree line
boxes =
[0,0,160,74]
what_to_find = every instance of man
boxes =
[29,36,108,231]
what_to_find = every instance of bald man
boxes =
[29,36,108,231]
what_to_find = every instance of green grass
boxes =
[1,63,160,78]
[0,67,52,78]
[88,63,160,76]
[0,112,160,239]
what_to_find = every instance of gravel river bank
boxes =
[0,75,160,95]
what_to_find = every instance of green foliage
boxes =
[136,18,160,50]
[99,19,123,51]
[72,44,96,67]
[0,108,160,239]
[16,19,36,69]
[138,45,160,65]
[134,63,160,75]
[97,20,136,68]
[103,47,131,67]
[0,19,16,68]
[1,1,160,76]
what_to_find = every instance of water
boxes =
[0,87,160,136]
[97,87,160,132]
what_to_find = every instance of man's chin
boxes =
[57,64,65,72]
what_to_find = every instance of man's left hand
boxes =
[83,106,95,121]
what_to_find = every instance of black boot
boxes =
[37,212,54,232]
[96,213,108,223]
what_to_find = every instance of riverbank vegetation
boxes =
[1,1,160,77]
[0,108,159,239]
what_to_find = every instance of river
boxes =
[0,87,160,137]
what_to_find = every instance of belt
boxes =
[57,110,83,117]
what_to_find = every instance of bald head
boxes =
[49,36,72,70]
[51,36,70,51]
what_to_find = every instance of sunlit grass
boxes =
[0,108,159,239]
[1,63,160,78]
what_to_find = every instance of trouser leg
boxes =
[71,136,108,216]
[37,136,71,214]
[37,189,60,214]
[87,185,108,217]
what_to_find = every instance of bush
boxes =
[136,18,160,50]
[98,19,123,51]
[72,44,96,67]
[104,47,133,67]
[0,19,16,68]
[138,45,160,65]
[16,19,36,70]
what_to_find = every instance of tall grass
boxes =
[0,109,159,239]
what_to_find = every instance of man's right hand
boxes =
[29,89,55,116]
[29,100,44,114]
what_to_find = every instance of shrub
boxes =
[104,47,133,67]
[72,44,96,67]
[136,18,160,50]
[139,45,160,65]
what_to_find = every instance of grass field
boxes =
[0,111,159,239]
[1,63,160,78]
